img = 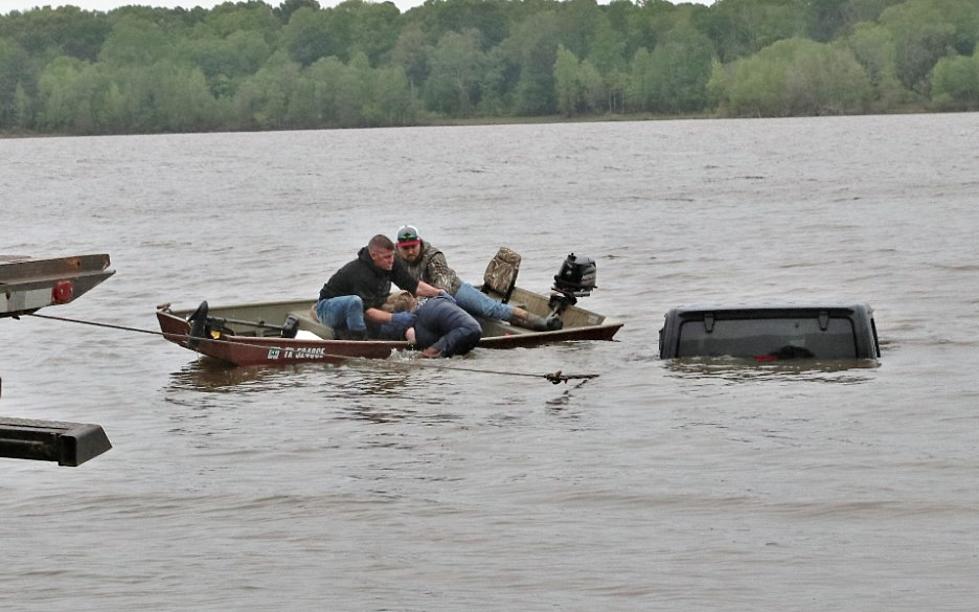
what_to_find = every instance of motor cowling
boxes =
[553,253,596,297]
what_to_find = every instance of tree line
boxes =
[2,0,978,135]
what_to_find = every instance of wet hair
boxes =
[382,290,417,313]
[368,234,395,252]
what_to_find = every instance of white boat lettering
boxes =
[278,346,326,360]
[268,348,281,359]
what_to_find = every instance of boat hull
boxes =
[156,287,622,367]
[157,311,396,366]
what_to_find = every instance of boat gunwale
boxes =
[156,307,622,347]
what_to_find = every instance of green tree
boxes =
[234,52,304,129]
[624,0,672,59]
[0,6,111,62]
[553,44,606,115]
[842,0,906,25]
[554,44,580,115]
[99,15,173,65]
[344,52,375,125]
[391,23,430,96]
[318,0,365,63]
[365,65,414,125]
[306,55,346,124]
[505,11,561,115]
[931,53,979,109]
[305,53,366,127]
[203,1,281,41]
[647,24,714,112]
[0,37,35,129]
[274,0,321,24]
[846,22,911,109]
[627,46,654,111]
[424,29,487,116]
[880,1,956,94]
[578,58,605,112]
[178,29,272,96]
[557,0,603,59]
[474,46,512,114]
[847,22,894,86]
[100,79,129,131]
[701,0,805,63]
[588,16,626,76]
[285,72,318,127]
[347,1,401,65]
[12,83,32,129]
[412,0,510,50]
[36,56,95,132]
[588,16,627,112]
[711,37,872,116]
[804,0,848,42]
[150,62,221,132]
[281,6,336,66]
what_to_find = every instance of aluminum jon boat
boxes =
[155,253,622,367]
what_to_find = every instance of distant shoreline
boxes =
[0,112,708,139]
[2,107,951,140]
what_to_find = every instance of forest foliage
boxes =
[2,0,979,134]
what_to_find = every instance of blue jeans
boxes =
[315,295,366,332]
[415,295,482,357]
[452,282,513,321]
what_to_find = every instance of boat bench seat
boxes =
[288,307,335,339]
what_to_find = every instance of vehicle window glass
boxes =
[677,317,857,359]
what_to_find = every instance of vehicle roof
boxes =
[666,302,873,315]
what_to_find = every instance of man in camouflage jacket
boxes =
[394,225,552,330]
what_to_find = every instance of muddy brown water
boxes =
[2,114,978,610]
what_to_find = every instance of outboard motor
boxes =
[553,253,596,297]
[187,300,210,349]
[548,253,598,321]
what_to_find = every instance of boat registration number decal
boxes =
[267,346,327,360]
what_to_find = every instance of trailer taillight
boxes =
[52,280,74,304]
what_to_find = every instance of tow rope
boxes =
[25,312,598,385]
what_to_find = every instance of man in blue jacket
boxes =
[412,294,482,357]
[380,292,482,358]
[317,234,441,339]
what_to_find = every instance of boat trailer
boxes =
[1,254,115,466]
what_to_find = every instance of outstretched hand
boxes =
[415,280,442,298]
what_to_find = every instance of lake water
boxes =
[2,114,978,610]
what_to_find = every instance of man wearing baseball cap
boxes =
[395,225,556,331]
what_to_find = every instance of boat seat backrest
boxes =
[482,247,521,303]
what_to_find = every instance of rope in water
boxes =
[25,312,598,384]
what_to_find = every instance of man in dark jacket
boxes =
[317,234,441,339]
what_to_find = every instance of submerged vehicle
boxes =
[658,303,880,361]
[156,252,622,367]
